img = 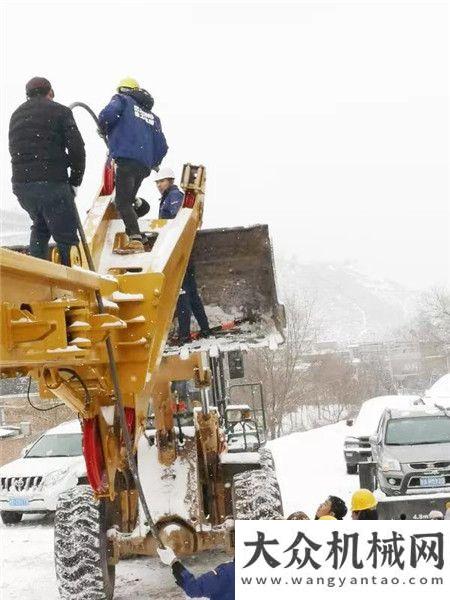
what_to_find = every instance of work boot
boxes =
[115,236,145,254]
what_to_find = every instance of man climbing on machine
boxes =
[155,167,211,344]
[99,77,168,254]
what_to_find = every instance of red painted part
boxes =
[100,160,115,195]
[220,321,236,330]
[183,190,196,208]
[124,407,135,437]
[173,401,187,413]
[82,417,106,493]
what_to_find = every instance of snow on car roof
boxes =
[352,394,421,435]
[44,420,81,435]
[425,373,450,399]
[388,405,449,419]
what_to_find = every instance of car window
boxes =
[385,416,450,446]
[26,433,82,458]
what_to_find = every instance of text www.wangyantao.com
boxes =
[240,575,444,588]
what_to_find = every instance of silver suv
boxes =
[371,405,450,496]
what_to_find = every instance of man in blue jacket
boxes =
[98,77,168,253]
[155,167,211,344]
[157,546,235,600]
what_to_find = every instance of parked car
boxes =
[371,405,450,496]
[344,395,421,474]
[0,420,86,524]
[424,373,450,402]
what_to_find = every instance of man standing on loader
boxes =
[99,77,168,253]
[155,167,211,344]
[9,77,86,266]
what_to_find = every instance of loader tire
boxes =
[232,449,283,519]
[54,485,115,600]
[259,447,276,470]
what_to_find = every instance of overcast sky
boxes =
[1,0,448,289]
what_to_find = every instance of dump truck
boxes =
[0,154,285,599]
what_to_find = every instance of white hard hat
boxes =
[429,510,444,519]
[154,167,176,181]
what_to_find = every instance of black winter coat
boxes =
[9,97,86,186]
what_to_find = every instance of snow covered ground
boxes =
[0,420,353,598]
[0,511,228,599]
[269,420,354,518]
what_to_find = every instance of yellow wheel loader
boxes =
[1,145,285,598]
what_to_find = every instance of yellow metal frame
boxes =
[0,164,207,500]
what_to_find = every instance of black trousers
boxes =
[177,261,210,340]
[114,158,150,237]
[13,181,79,266]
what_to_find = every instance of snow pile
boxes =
[203,305,236,329]
[68,321,90,328]
[111,291,144,302]
[47,345,83,354]
[137,436,193,523]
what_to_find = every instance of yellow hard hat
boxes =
[351,489,377,512]
[117,77,139,91]
[319,516,337,520]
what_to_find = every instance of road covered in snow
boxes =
[1,421,352,598]
[0,511,228,599]
[269,420,356,518]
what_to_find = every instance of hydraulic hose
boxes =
[69,102,108,146]
[68,101,164,548]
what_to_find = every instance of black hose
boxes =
[58,368,92,407]
[69,101,108,146]
[26,376,65,412]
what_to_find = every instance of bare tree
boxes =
[245,291,319,439]
[415,288,450,344]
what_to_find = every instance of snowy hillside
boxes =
[278,259,416,343]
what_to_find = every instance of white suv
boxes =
[0,420,86,524]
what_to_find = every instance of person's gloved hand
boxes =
[157,546,177,566]
[71,186,79,197]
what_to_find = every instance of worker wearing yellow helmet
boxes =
[351,489,378,520]
[117,77,140,91]
[98,77,168,253]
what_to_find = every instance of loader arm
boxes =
[0,163,205,499]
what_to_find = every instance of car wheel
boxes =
[346,464,358,475]
[1,511,23,525]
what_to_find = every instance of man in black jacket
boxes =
[9,77,86,266]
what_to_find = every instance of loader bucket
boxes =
[191,224,285,341]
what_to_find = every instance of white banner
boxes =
[235,520,450,600]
